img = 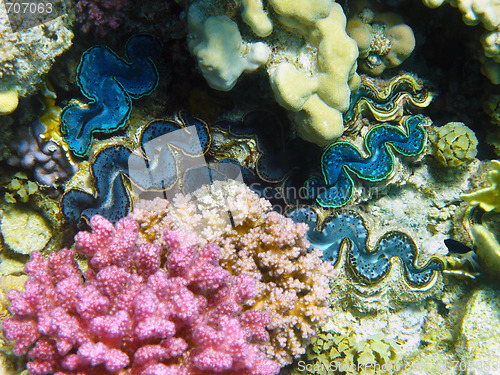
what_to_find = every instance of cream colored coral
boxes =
[188,12,271,91]
[470,224,500,274]
[269,0,360,145]
[429,122,478,167]
[241,0,273,37]
[347,8,416,76]
[130,180,334,366]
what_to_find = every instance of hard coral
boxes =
[75,0,130,36]
[3,215,279,375]
[347,7,415,76]
[130,180,334,365]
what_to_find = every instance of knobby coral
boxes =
[130,180,334,365]
[75,0,130,36]
[3,215,279,375]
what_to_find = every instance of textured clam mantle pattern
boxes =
[61,35,161,157]
[287,206,444,287]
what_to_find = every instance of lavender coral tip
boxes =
[2,215,280,375]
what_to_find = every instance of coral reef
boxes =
[0,173,69,258]
[286,205,444,290]
[3,215,279,375]
[347,7,416,76]
[130,180,334,365]
[75,0,130,36]
[428,122,478,168]
[307,115,428,207]
[0,205,52,255]
[7,119,78,187]
[61,35,161,157]
[187,0,360,146]
[292,331,401,375]
[0,3,74,97]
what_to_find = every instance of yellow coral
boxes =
[347,7,416,76]
[429,122,478,167]
[268,0,360,146]
[0,205,52,255]
[0,89,18,115]
[462,160,500,211]
[291,330,401,375]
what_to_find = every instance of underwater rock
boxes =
[61,35,161,157]
[0,4,74,97]
[456,287,500,375]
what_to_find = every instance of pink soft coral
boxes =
[3,215,279,375]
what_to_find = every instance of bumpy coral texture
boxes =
[2,215,279,375]
[75,0,130,36]
[130,180,334,365]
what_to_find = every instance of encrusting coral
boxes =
[0,2,73,97]
[3,215,280,375]
[130,180,334,366]
[291,331,401,375]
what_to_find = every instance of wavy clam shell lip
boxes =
[287,205,444,289]
[309,115,428,208]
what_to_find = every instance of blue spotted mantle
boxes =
[61,113,210,225]
[61,35,161,157]
[307,115,428,207]
[287,206,444,287]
